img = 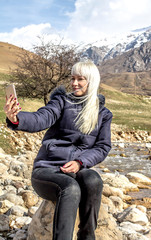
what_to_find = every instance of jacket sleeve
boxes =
[6,95,64,133]
[78,110,113,168]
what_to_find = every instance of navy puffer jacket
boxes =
[7,87,113,170]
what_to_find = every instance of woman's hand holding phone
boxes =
[4,85,21,123]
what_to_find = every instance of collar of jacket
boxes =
[50,86,105,107]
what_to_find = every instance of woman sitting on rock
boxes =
[4,60,112,240]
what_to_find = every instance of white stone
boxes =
[0,237,5,240]
[0,200,14,214]
[101,173,138,192]
[0,186,4,195]
[28,206,39,217]
[120,221,149,233]
[0,163,8,174]
[121,230,149,240]
[117,207,148,225]
[0,193,24,206]
[126,172,151,185]
[117,142,125,148]
[0,148,6,154]
[11,216,32,229]
[137,205,147,214]
[10,205,28,217]
[102,184,124,199]
[109,196,123,212]
[146,143,151,148]
[4,185,17,194]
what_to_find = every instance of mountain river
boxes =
[96,142,151,199]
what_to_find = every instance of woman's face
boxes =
[71,75,88,96]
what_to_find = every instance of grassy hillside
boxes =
[100,84,151,131]
[101,72,151,96]
[0,42,21,73]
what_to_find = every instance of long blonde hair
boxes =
[71,61,101,134]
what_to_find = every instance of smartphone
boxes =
[5,84,17,99]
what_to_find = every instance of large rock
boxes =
[0,193,24,206]
[126,172,151,185]
[27,200,55,240]
[102,184,124,199]
[0,214,9,232]
[95,204,123,240]
[0,200,14,214]
[101,173,139,193]
[22,191,39,208]
[12,229,27,240]
[10,216,32,229]
[117,207,149,226]
[27,200,123,240]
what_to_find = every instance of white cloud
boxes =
[0,23,70,50]
[1,0,151,49]
[66,0,151,44]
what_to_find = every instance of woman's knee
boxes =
[77,169,103,192]
[63,181,81,202]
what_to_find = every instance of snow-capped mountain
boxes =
[84,27,151,65]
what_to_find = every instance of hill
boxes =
[100,71,151,96]
[0,42,25,73]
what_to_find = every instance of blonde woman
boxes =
[4,61,113,240]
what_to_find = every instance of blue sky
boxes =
[0,0,75,32]
[0,0,151,49]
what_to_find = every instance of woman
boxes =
[4,61,112,240]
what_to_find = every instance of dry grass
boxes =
[0,42,29,74]
[101,86,151,131]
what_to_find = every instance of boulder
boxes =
[95,204,123,240]
[0,200,14,214]
[22,192,39,208]
[102,184,124,199]
[12,229,27,240]
[126,172,151,185]
[0,214,9,232]
[27,200,55,240]
[27,200,123,240]
[101,173,139,193]
[0,193,24,206]
[117,207,149,225]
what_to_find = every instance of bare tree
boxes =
[11,39,85,105]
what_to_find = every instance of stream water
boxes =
[97,142,151,199]
[102,142,151,178]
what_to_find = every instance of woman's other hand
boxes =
[60,161,81,173]
[4,95,21,123]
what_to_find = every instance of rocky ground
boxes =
[0,124,151,240]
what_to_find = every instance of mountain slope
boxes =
[100,71,151,96]
[100,40,151,73]
[0,42,23,73]
[85,28,151,65]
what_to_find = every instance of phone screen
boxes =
[5,84,17,99]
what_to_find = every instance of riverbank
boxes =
[0,124,151,239]
[0,147,151,240]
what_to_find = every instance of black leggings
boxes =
[31,167,103,240]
